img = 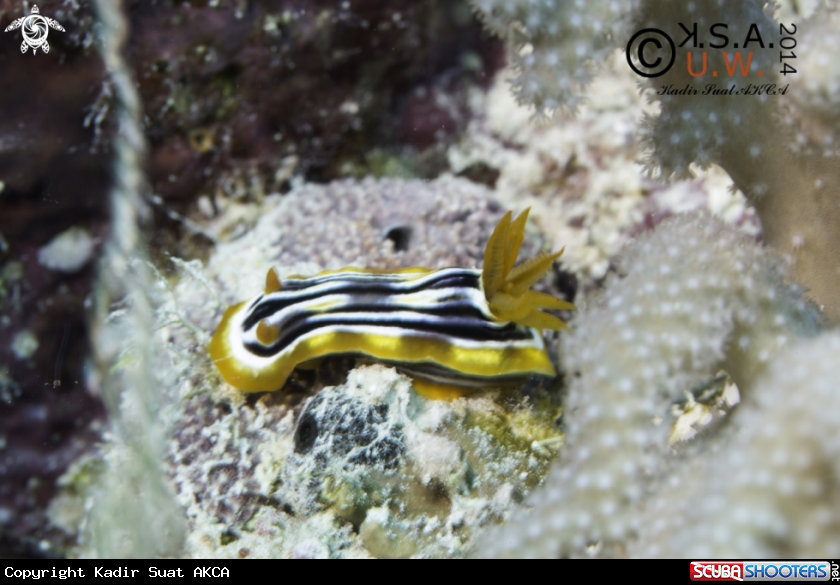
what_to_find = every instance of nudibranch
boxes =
[209,209,574,397]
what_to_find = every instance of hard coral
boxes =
[474,212,825,558]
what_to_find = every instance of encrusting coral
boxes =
[474,212,827,558]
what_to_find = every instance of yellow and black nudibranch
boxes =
[209,208,574,397]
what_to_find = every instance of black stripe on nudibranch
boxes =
[240,269,533,358]
[395,363,530,389]
[243,309,530,357]
[241,268,483,331]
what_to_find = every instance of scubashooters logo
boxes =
[4,4,65,54]
[691,561,832,581]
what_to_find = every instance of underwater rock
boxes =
[278,366,564,558]
[155,357,564,559]
[284,374,407,525]
[284,369,408,518]
[292,390,405,469]
[128,0,501,202]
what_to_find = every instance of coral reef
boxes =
[0,0,500,553]
[468,0,840,323]
[92,176,570,558]
[29,173,568,558]
[474,212,827,558]
[11,0,838,561]
[631,331,840,558]
[448,53,757,285]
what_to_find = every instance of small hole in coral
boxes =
[456,162,500,188]
[294,411,319,454]
[425,477,451,504]
[220,529,239,545]
[384,226,412,252]
[188,128,215,153]
[554,269,578,304]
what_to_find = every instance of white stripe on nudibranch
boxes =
[209,209,574,395]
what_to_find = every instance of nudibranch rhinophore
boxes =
[209,208,575,397]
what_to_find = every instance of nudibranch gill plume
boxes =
[209,209,575,397]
